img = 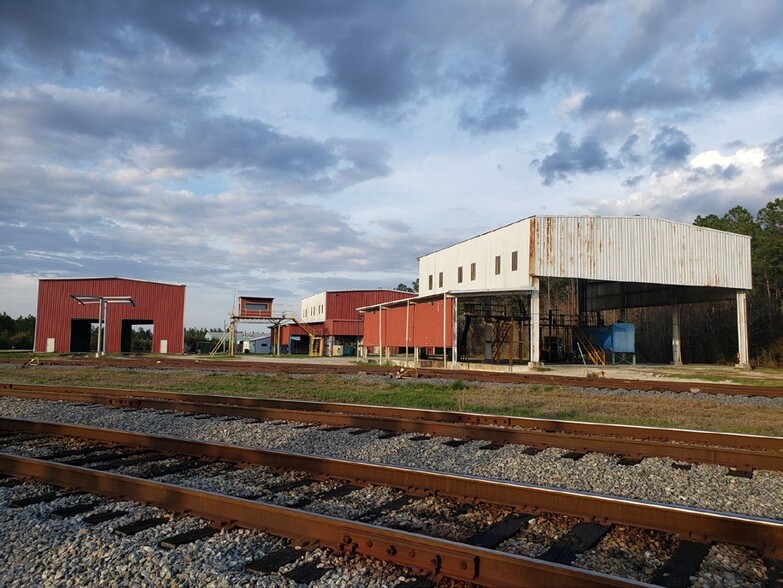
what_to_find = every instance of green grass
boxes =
[0,364,781,436]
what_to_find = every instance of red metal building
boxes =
[276,289,416,355]
[361,295,455,352]
[34,277,186,354]
[236,296,274,319]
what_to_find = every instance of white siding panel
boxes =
[533,217,752,289]
[300,292,327,323]
[418,218,535,295]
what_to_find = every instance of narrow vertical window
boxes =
[470,262,476,281]
[428,274,433,290]
[438,272,443,287]
[495,255,501,275]
[457,266,463,283]
[511,250,518,271]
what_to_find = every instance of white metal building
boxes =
[416,216,752,367]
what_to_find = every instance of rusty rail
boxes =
[2,383,781,471]
[0,452,645,587]
[1,417,781,558]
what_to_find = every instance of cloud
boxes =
[458,102,528,135]
[534,132,615,185]
[586,140,783,221]
[651,126,694,168]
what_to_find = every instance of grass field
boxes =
[0,363,781,436]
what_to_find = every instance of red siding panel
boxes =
[34,278,186,354]
[363,298,454,348]
[325,291,414,321]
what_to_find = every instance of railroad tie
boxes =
[560,451,587,461]
[91,453,169,471]
[764,558,783,588]
[410,435,431,442]
[245,546,309,575]
[322,426,344,432]
[288,483,361,509]
[159,526,221,549]
[267,477,318,494]
[650,540,712,588]
[10,491,63,507]
[283,560,333,584]
[348,428,371,435]
[442,439,469,448]
[672,462,692,471]
[537,521,611,565]
[464,513,534,549]
[0,477,23,488]
[61,449,147,467]
[376,431,400,439]
[146,459,211,478]
[727,467,754,479]
[522,447,542,456]
[50,501,103,519]
[113,516,170,536]
[479,442,505,450]
[357,494,414,522]
[617,457,644,466]
[39,446,105,460]
[83,509,130,525]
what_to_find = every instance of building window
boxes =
[495,255,501,275]
[470,262,476,281]
[438,272,443,287]
[457,266,463,283]
[246,302,268,312]
[428,274,433,290]
[511,250,518,271]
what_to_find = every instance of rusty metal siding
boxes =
[533,216,752,289]
[34,278,185,354]
[362,298,454,348]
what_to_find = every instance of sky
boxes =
[2,0,783,327]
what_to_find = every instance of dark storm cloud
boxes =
[3,1,783,122]
[651,126,694,168]
[534,132,614,185]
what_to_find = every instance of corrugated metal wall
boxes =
[533,216,752,289]
[362,298,454,348]
[34,278,186,354]
[327,290,415,320]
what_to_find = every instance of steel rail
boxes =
[0,452,644,587]
[2,383,781,471]
[4,356,783,397]
[1,417,781,557]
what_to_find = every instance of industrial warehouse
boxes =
[32,215,752,370]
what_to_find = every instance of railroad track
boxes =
[4,355,783,397]
[2,382,781,473]
[1,418,781,587]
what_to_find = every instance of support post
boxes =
[378,306,383,365]
[451,296,458,369]
[529,278,540,367]
[95,299,103,358]
[671,289,683,366]
[735,290,750,369]
[405,300,410,368]
[442,292,447,369]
